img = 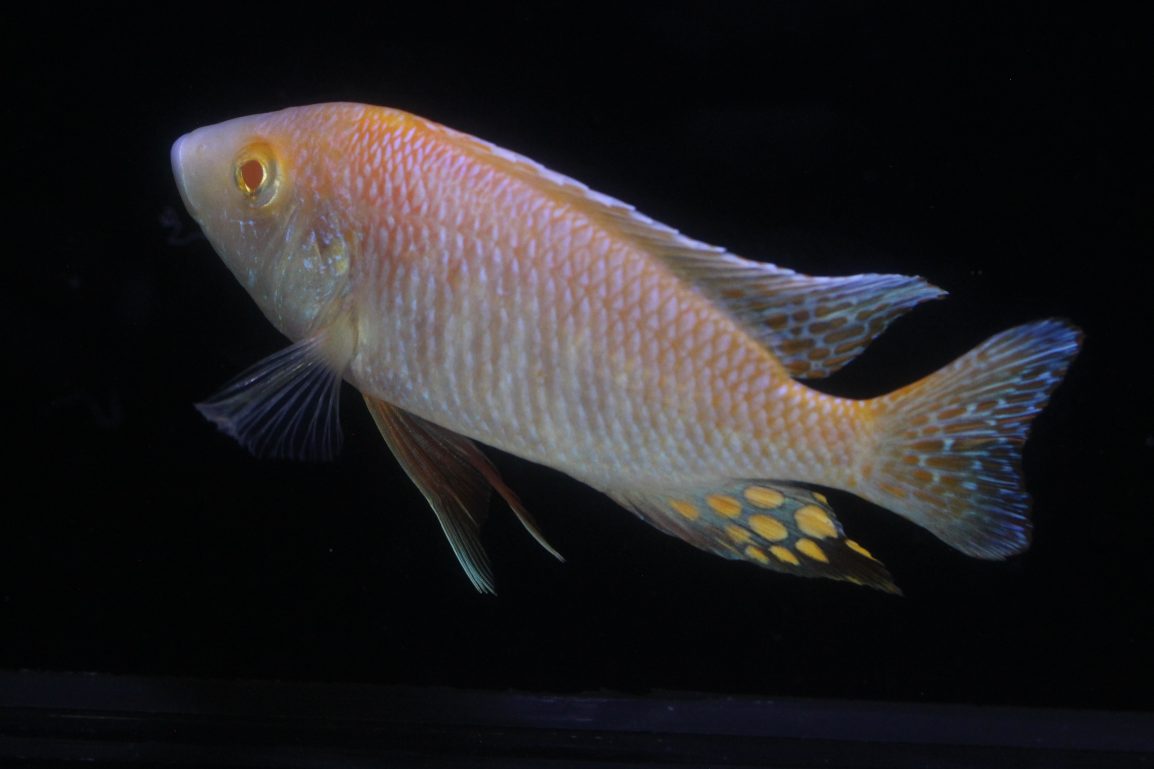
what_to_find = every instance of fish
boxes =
[171,103,1081,595]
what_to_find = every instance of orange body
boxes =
[340,109,864,489]
[172,104,1080,593]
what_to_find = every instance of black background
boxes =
[5,4,1151,711]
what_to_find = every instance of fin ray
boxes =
[438,118,942,377]
[864,319,1082,558]
[658,256,947,378]
[196,335,344,461]
[610,480,899,593]
[364,397,561,594]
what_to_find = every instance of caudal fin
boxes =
[863,319,1081,559]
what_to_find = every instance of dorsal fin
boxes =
[433,117,944,378]
[658,258,946,378]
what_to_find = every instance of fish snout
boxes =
[170,133,196,216]
[170,130,219,221]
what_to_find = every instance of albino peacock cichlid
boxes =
[171,103,1080,594]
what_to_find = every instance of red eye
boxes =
[238,158,265,194]
[234,144,278,205]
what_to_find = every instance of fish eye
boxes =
[233,144,279,206]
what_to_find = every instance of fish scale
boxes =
[174,103,1080,593]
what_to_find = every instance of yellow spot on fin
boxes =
[610,481,899,593]
[705,494,742,518]
[771,545,800,566]
[744,545,770,565]
[725,524,753,545]
[749,514,789,542]
[795,505,837,540]
[795,538,829,563]
[744,485,785,509]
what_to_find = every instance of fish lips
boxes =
[171,132,207,222]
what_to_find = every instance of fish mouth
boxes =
[170,133,201,220]
[170,133,193,213]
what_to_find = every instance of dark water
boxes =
[6,3,1151,719]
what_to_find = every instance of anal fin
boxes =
[364,396,561,594]
[611,481,898,593]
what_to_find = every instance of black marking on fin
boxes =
[610,480,899,593]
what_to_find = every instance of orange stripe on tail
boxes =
[863,319,1081,559]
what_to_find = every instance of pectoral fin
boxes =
[610,480,898,593]
[363,396,561,594]
[196,334,345,461]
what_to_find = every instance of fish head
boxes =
[171,106,359,340]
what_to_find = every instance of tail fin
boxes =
[862,319,1081,558]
